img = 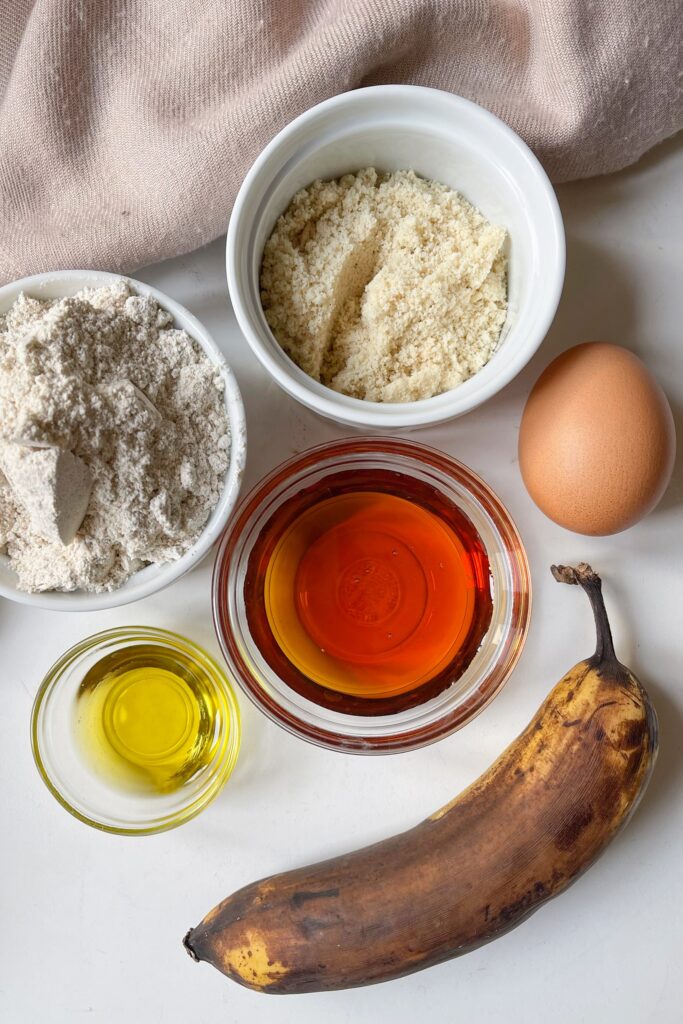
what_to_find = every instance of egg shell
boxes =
[519,342,676,536]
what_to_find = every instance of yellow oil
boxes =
[74,644,221,795]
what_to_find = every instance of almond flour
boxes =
[260,168,508,402]
[0,280,231,593]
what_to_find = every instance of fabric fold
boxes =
[1,0,681,283]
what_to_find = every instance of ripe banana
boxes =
[184,564,658,993]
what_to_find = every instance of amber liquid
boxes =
[245,468,493,716]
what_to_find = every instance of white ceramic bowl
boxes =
[227,85,565,430]
[0,270,247,611]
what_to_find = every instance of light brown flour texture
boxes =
[260,168,508,402]
[0,281,231,593]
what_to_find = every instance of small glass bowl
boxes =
[213,437,530,753]
[31,627,241,835]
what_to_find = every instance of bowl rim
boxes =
[0,269,247,611]
[226,83,565,428]
[212,436,532,753]
[30,625,242,835]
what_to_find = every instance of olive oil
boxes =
[74,644,222,794]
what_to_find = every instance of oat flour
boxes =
[0,280,231,593]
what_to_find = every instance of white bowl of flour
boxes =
[0,270,246,611]
[227,85,565,429]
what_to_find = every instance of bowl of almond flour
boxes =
[0,271,246,610]
[227,85,565,429]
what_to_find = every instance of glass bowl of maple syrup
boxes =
[213,438,530,753]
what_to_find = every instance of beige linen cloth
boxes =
[1,0,681,284]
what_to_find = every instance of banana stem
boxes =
[551,563,618,666]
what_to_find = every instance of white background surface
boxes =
[2,134,682,1024]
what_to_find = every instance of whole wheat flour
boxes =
[0,280,231,593]
[260,168,508,402]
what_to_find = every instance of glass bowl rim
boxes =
[212,436,531,754]
[31,625,242,836]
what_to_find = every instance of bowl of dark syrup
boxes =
[213,438,530,753]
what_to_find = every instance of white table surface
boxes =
[2,134,682,1024]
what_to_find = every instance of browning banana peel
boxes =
[184,564,658,993]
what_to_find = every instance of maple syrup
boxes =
[244,468,493,715]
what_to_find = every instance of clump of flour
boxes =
[0,280,232,593]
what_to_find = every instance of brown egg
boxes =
[519,343,676,535]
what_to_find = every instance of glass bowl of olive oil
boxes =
[31,628,241,835]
